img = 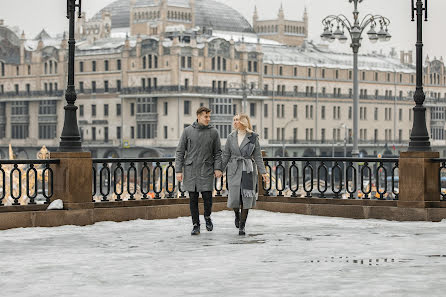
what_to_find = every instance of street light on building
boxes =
[60,0,82,151]
[408,0,431,151]
[320,0,391,159]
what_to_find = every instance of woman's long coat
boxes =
[222,131,267,209]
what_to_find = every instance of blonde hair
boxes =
[234,113,253,133]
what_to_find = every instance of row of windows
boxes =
[79,80,122,93]
[256,24,305,35]
[142,55,158,69]
[79,103,121,117]
[263,65,416,84]
[269,127,405,143]
[79,59,121,73]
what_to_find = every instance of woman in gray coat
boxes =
[222,114,268,235]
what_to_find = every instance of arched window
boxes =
[0,61,4,76]
[142,56,146,69]
[54,62,58,74]
[44,62,48,74]
[49,60,53,74]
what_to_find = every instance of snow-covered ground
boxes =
[1,210,446,297]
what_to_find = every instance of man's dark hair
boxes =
[196,106,211,116]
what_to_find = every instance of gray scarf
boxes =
[239,133,258,199]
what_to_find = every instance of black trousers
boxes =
[189,191,213,225]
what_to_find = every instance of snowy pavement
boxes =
[1,210,446,297]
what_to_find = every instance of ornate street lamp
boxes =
[59,0,82,151]
[320,0,391,159]
[408,0,430,151]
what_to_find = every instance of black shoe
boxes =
[239,221,246,236]
[235,212,240,229]
[191,224,200,235]
[205,216,213,231]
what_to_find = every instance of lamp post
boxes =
[408,0,431,151]
[59,0,82,151]
[321,0,391,159]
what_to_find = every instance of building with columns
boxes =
[0,0,446,159]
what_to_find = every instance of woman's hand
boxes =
[262,173,268,182]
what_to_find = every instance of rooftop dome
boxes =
[91,0,254,33]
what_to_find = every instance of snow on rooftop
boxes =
[1,210,445,296]
[262,43,416,73]
[211,30,281,45]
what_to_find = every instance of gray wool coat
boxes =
[175,121,222,192]
[222,131,267,209]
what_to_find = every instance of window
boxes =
[293,105,298,118]
[279,67,283,76]
[264,104,268,117]
[104,60,109,71]
[293,128,298,142]
[399,109,403,121]
[104,80,109,92]
[164,126,168,139]
[92,127,96,141]
[11,124,28,139]
[249,103,256,117]
[264,66,268,75]
[116,104,121,116]
[104,104,109,116]
[92,61,96,72]
[321,128,326,143]
[117,59,121,70]
[374,108,378,121]
[117,80,121,92]
[348,107,352,120]
[321,106,325,119]
[92,81,96,93]
[335,70,339,79]
[164,102,168,115]
[14,84,19,95]
[184,100,190,115]
[294,67,297,77]
[0,61,4,76]
[264,128,268,139]
[91,104,96,117]
[79,105,84,117]
[131,126,135,139]
[131,103,135,116]
[349,71,352,80]
[117,126,121,139]
[38,124,56,139]
[308,68,311,77]
[137,123,157,139]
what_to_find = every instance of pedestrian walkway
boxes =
[1,210,445,296]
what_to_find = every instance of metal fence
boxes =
[0,159,59,206]
[92,157,401,201]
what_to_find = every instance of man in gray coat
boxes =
[175,107,222,235]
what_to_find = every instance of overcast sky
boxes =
[0,0,444,59]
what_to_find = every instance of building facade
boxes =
[0,0,446,159]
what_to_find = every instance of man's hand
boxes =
[214,170,223,178]
[176,173,183,182]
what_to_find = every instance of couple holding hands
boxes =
[175,107,267,236]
